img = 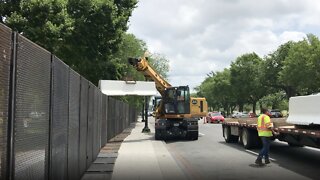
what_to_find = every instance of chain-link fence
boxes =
[0,23,138,180]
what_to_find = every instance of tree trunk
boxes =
[223,103,228,117]
[252,101,256,114]
[284,86,296,99]
[239,103,244,112]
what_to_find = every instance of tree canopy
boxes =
[1,0,138,84]
[197,34,320,114]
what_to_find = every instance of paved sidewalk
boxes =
[111,117,187,180]
[81,123,135,180]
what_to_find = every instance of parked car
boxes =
[249,112,257,118]
[231,112,249,118]
[206,112,225,123]
[269,109,283,118]
[231,112,240,118]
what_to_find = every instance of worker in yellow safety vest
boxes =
[255,108,274,165]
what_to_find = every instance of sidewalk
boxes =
[81,123,135,180]
[111,117,187,180]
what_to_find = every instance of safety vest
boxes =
[257,114,273,137]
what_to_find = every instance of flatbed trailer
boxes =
[222,118,320,149]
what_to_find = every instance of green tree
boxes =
[148,53,170,80]
[1,0,138,85]
[230,53,266,112]
[262,41,298,98]
[197,76,218,111]
[279,34,320,95]
[259,91,287,110]
[112,33,170,108]
[3,0,73,53]
[112,33,147,108]
[210,69,236,115]
[112,33,147,81]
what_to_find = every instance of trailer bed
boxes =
[222,117,320,149]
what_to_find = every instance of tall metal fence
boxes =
[0,23,137,180]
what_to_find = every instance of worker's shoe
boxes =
[255,157,263,165]
[265,158,270,164]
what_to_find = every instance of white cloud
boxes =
[128,0,320,92]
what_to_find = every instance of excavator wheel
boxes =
[155,130,162,140]
[155,130,166,140]
[187,131,198,140]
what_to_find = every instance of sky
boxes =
[128,0,320,92]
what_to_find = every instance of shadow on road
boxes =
[248,164,268,168]
[219,140,320,179]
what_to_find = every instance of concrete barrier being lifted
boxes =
[287,93,320,125]
[99,80,157,96]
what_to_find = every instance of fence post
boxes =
[7,32,17,180]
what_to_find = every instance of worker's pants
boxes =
[258,137,271,159]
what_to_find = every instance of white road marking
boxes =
[245,150,276,161]
[199,133,205,136]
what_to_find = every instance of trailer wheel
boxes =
[223,125,238,143]
[187,131,198,140]
[193,132,199,140]
[240,128,261,149]
[240,128,255,149]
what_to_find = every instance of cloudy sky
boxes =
[128,0,320,92]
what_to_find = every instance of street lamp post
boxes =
[141,99,145,122]
[142,96,150,133]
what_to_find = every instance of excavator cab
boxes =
[163,86,190,114]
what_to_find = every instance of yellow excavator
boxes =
[128,54,208,140]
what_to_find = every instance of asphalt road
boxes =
[164,120,320,180]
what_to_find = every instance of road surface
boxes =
[163,120,320,180]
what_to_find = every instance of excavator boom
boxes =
[128,57,171,96]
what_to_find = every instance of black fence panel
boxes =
[114,100,119,136]
[125,104,129,127]
[86,83,94,168]
[97,91,102,149]
[107,97,115,141]
[112,98,116,139]
[118,100,122,134]
[128,108,131,124]
[0,24,12,180]
[92,87,99,160]
[128,105,132,124]
[99,93,103,147]
[128,107,132,124]
[129,108,132,123]
[14,34,51,180]
[101,95,107,147]
[134,109,137,122]
[118,101,122,134]
[50,57,69,180]
[124,104,127,128]
[79,78,88,176]
[129,107,137,124]
[68,69,80,180]
[120,102,124,133]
